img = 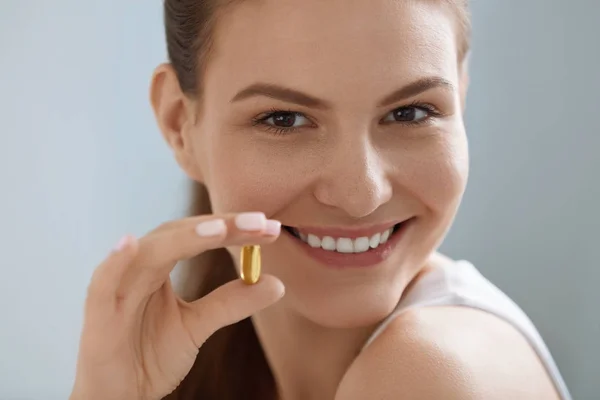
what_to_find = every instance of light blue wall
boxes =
[0,3,188,399]
[1,1,597,399]
[442,2,599,398]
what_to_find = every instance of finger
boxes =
[118,212,281,296]
[181,274,285,347]
[138,212,280,267]
[86,235,139,305]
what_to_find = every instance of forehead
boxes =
[207,0,460,101]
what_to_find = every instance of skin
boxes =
[70,0,559,399]
[71,216,288,400]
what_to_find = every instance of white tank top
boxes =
[362,260,572,400]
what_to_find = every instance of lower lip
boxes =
[285,220,413,268]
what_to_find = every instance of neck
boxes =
[252,301,376,400]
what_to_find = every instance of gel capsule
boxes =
[240,245,261,284]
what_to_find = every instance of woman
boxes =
[70,0,572,399]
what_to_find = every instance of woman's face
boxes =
[185,0,468,327]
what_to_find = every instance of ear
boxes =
[458,52,470,113]
[150,63,203,182]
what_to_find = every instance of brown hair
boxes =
[161,1,470,399]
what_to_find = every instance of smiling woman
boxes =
[68,1,572,400]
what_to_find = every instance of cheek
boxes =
[201,132,321,215]
[391,133,469,214]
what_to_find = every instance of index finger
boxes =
[118,212,281,297]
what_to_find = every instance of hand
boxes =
[70,213,284,400]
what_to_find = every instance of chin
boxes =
[289,285,403,329]
[267,256,416,329]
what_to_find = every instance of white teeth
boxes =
[336,238,354,253]
[354,237,370,253]
[307,234,321,248]
[294,225,397,253]
[321,236,336,251]
[369,233,381,249]
[380,229,391,244]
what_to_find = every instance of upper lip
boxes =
[284,219,410,239]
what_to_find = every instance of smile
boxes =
[284,224,400,254]
[282,219,414,268]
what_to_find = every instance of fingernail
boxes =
[265,220,282,236]
[235,212,266,231]
[196,219,227,237]
[114,236,130,252]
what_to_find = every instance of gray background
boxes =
[0,1,597,399]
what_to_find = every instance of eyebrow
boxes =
[230,76,455,109]
[377,76,455,107]
[231,83,332,109]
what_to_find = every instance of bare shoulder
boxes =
[335,306,560,400]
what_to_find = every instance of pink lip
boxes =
[292,220,404,240]
[284,218,414,268]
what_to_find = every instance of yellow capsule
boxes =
[240,245,261,285]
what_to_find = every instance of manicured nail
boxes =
[235,212,266,231]
[195,219,227,237]
[114,236,131,252]
[265,220,282,236]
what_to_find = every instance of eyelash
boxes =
[396,101,444,124]
[251,107,306,136]
[251,102,444,136]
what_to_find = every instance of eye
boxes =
[263,111,311,129]
[382,105,436,124]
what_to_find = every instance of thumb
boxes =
[181,274,285,347]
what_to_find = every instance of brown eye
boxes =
[266,112,309,128]
[383,106,429,123]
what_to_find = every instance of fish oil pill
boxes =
[240,245,261,284]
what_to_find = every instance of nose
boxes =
[313,138,393,219]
